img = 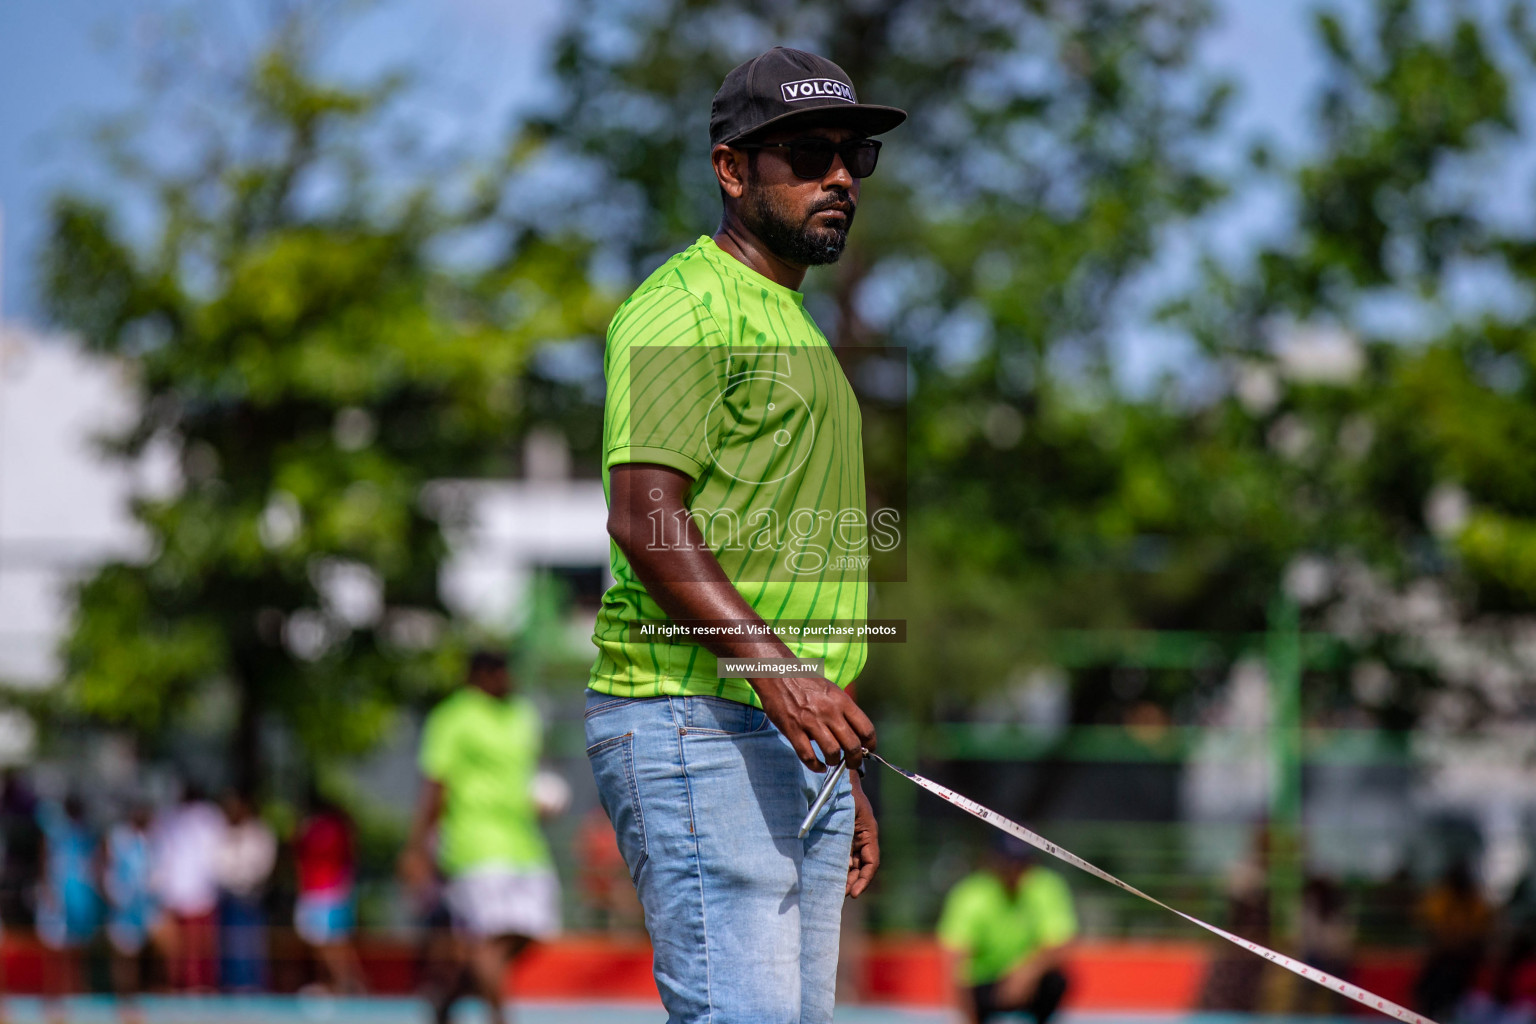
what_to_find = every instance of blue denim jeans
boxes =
[584,689,855,1024]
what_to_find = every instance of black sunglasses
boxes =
[733,138,882,180]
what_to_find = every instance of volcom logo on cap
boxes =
[781,78,855,103]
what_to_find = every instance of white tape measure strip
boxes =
[866,753,1438,1024]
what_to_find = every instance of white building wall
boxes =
[0,326,609,695]
[0,327,147,688]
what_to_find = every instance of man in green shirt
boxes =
[584,46,905,1024]
[403,651,557,1024]
[938,836,1078,1024]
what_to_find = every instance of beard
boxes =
[742,183,856,267]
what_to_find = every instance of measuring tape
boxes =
[866,752,1438,1024]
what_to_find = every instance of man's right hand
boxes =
[751,675,876,772]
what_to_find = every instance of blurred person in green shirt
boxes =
[938,835,1077,1024]
[402,651,558,1024]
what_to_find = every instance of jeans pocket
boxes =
[684,695,773,735]
[583,693,644,720]
[586,732,648,883]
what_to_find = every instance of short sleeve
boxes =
[418,701,457,782]
[937,876,980,953]
[603,286,728,480]
[1032,870,1079,946]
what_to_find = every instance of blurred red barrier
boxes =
[4,932,1531,1010]
[508,936,658,999]
[859,938,1210,1008]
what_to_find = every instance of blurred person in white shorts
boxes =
[402,651,561,1024]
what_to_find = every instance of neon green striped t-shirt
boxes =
[588,235,869,705]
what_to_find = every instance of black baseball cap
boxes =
[710,47,907,148]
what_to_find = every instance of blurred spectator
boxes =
[0,769,41,928]
[1414,859,1494,1021]
[1377,867,1420,943]
[152,784,226,991]
[1198,824,1272,1012]
[104,803,166,1024]
[575,806,641,932]
[216,791,276,992]
[1198,822,1271,1013]
[1291,875,1355,1014]
[402,650,559,1024]
[36,793,101,1024]
[1491,866,1536,1012]
[937,834,1076,1024]
[293,789,365,995]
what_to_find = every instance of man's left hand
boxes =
[847,774,880,897]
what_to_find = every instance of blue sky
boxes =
[0,0,1333,329]
[0,0,563,323]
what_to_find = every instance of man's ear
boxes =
[713,143,748,200]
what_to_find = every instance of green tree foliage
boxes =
[43,30,604,787]
[1170,0,1536,728]
[47,0,1536,777]
[532,0,1536,730]
[529,0,1232,712]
